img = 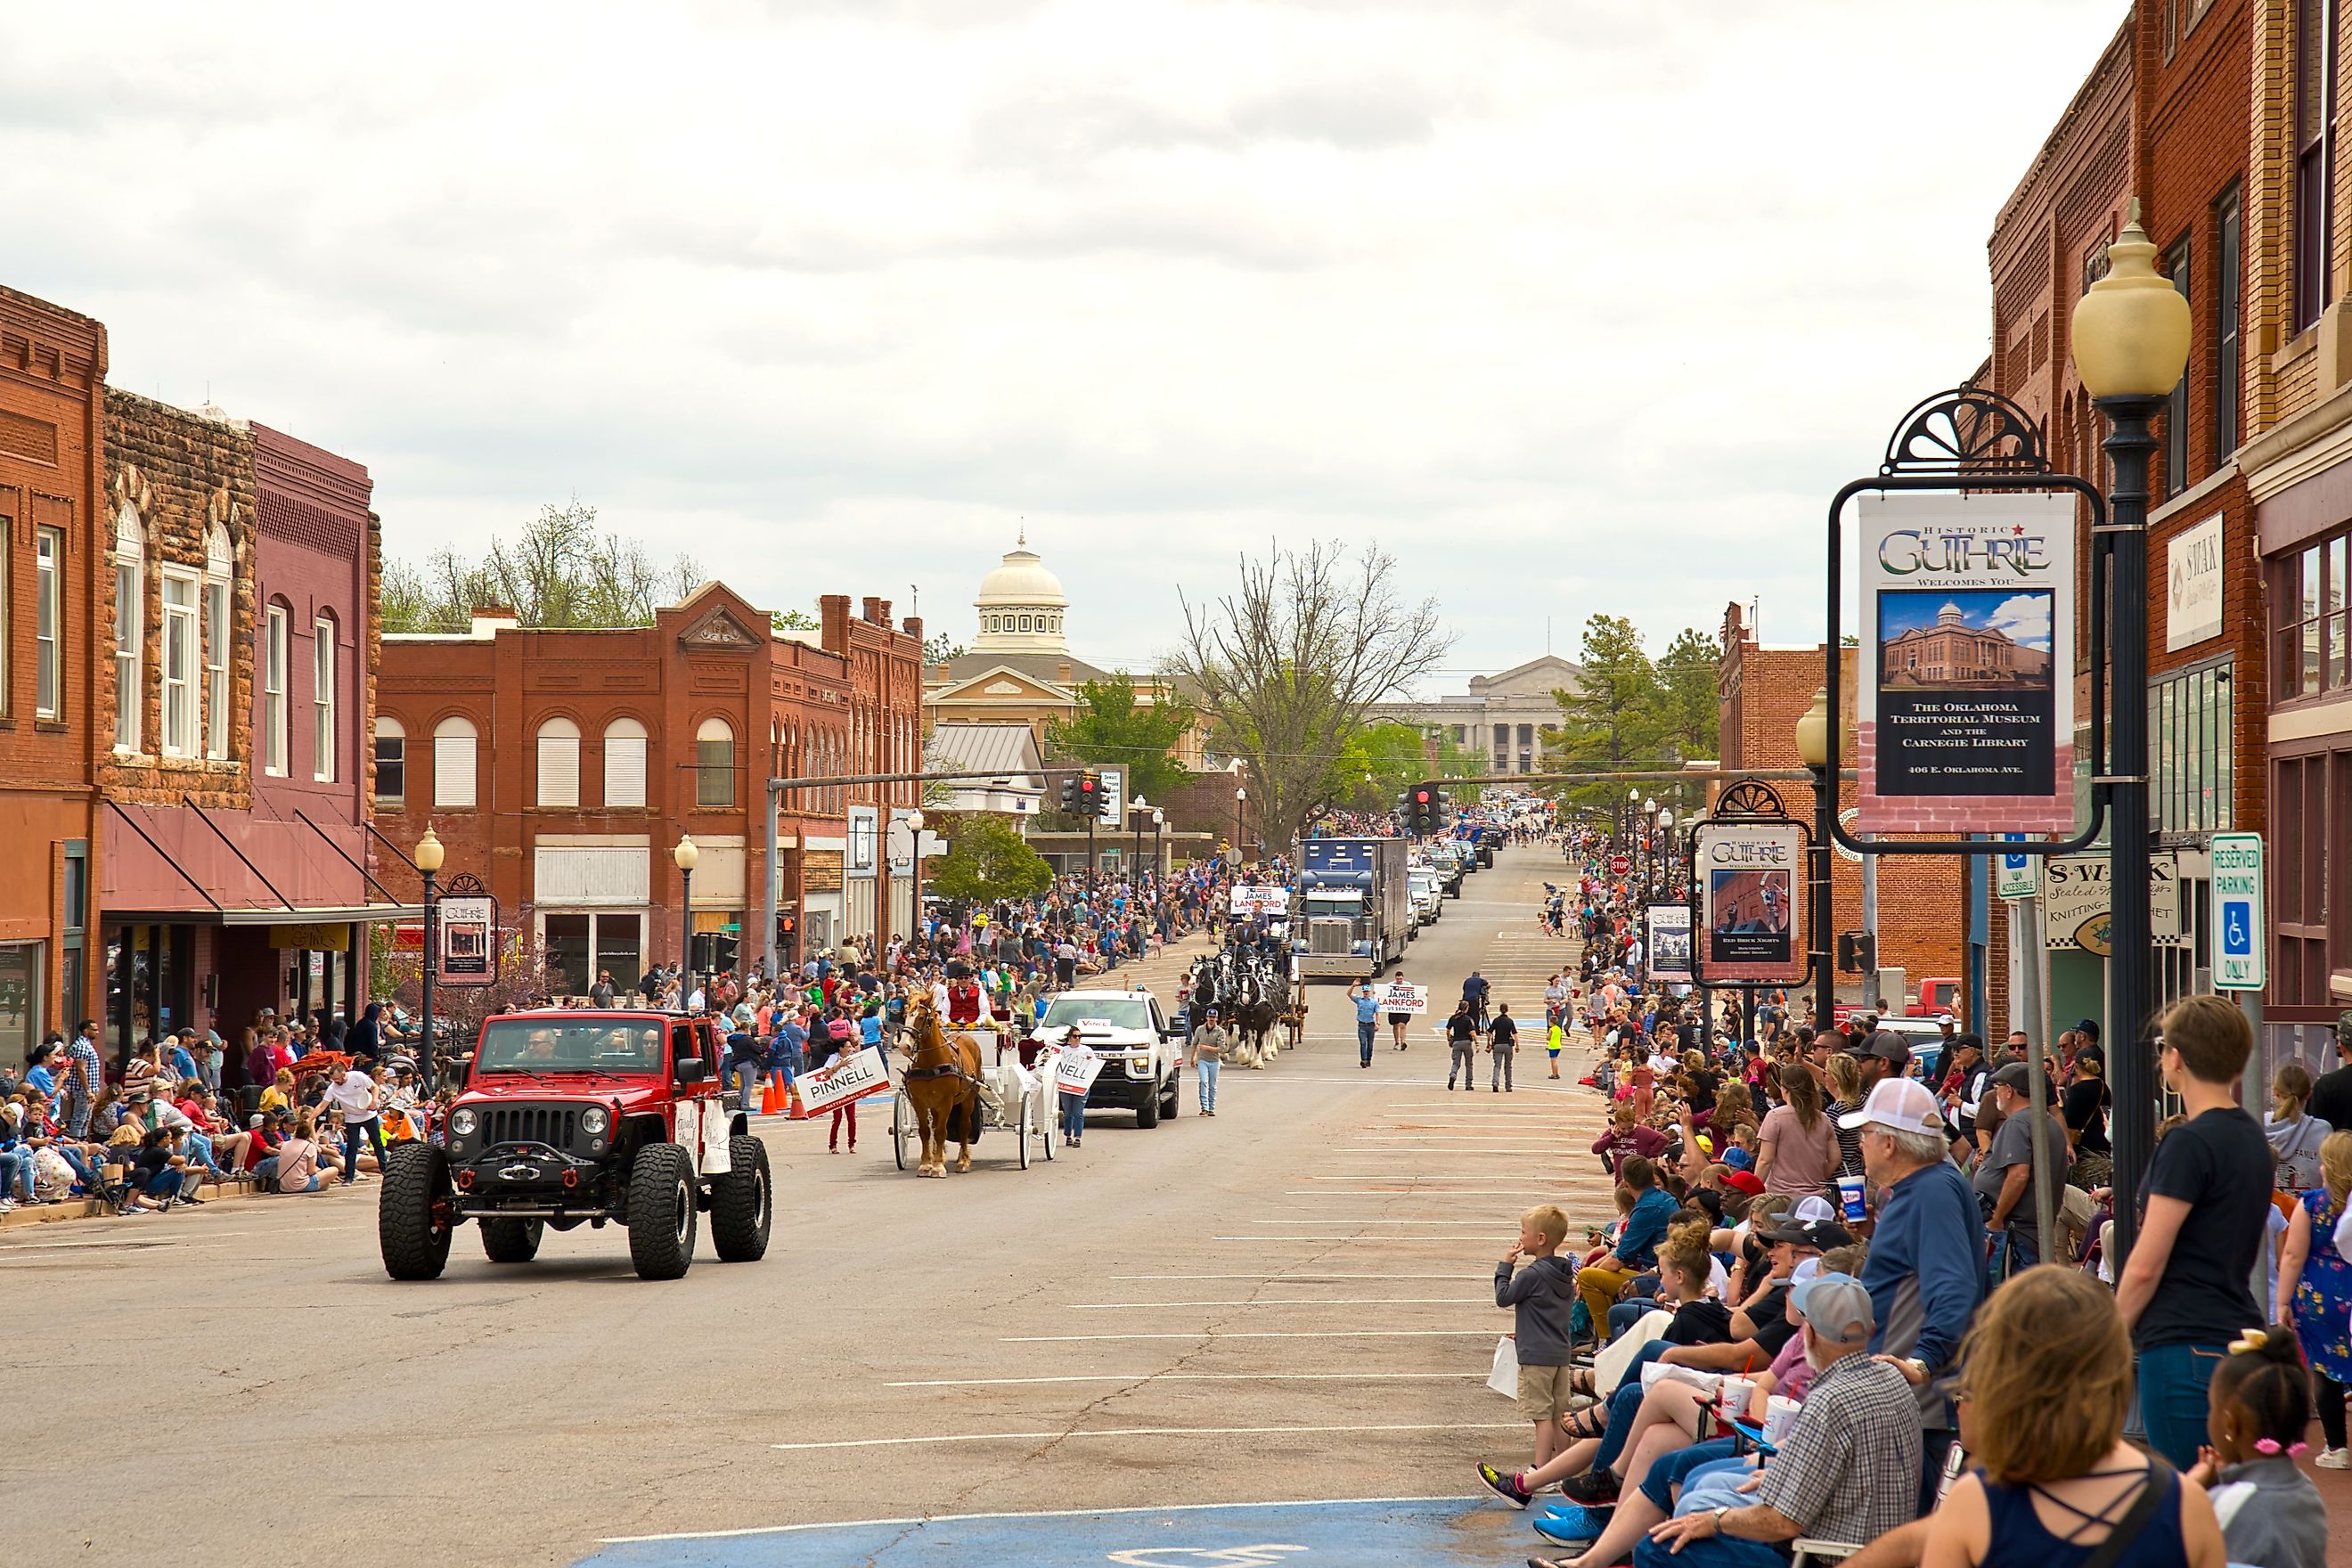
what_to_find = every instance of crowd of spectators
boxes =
[1474,833,2334,1568]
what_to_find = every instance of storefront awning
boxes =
[103,902,425,927]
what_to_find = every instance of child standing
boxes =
[1494,1204,1580,1487]
[1547,1017,1565,1080]
[2187,1327,2329,1568]
[1630,1053,1656,1123]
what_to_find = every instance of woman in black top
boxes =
[2063,1045,2114,1187]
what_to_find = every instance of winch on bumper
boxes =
[444,1101,625,1217]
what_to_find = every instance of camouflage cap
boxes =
[2337,1009,2352,1044]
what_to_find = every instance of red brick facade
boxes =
[1717,607,1965,1015]
[376,584,925,988]
[0,286,107,1067]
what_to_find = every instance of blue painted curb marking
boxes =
[576,1496,1541,1567]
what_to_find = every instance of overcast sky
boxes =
[8,0,2128,691]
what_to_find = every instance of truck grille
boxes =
[479,1105,580,1148]
[1309,919,1352,955]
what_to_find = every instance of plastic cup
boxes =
[1717,1376,1754,1422]
[1836,1174,1866,1222]
[1763,1393,1801,1445]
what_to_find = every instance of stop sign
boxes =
[1609,854,1632,877]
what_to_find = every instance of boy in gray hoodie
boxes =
[1495,1204,1580,1472]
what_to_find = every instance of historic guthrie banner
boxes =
[1858,492,2077,834]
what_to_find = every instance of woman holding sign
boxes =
[1388,974,1415,1051]
[1056,1035,1098,1147]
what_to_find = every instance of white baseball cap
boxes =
[1936,1013,1956,1025]
[1790,1195,1837,1224]
[1837,1076,1946,1137]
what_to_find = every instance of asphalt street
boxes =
[9,845,1609,1568]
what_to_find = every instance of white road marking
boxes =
[770,1423,1521,1450]
[882,1372,1487,1386]
[1067,1297,1487,1308]
[597,1494,1490,1543]
[1002,1329,1496,1341]
[1109,1272,1481,1281]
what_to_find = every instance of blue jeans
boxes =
[1358,1021,1376,1065]
[724,1055,765,1106]
[2138,1341,2229,1470]
[1059,1090,1087,1142]
[1197,1058,1221,1113]
[1634,1448,1784,1568]
[1593,1342,1671,1473]
[184,1131,227,1178]
[341,1118,386,1181]
[0,1147,31,1200]
[1609,1297,1662,1341]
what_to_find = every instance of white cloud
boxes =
[1986,593,2054,652]
[3,0,2127,687]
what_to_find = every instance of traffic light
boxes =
[1077,769,1108,819]
[1837,931,1877,974]
[1059,772,1081,812]
[1405,780,1444,836]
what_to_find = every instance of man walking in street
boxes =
[1463,969,1490,1030]
[1447,1001,1480,1090]
[1190,1005,1231,1116]
[1489,1002,1519,1092]
[1350,979,1380,1069]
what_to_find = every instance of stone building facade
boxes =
[97,392,392,1063]
[1368,655,1584,776]
[0,286,108,1069]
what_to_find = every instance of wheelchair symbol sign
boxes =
[2222,902,2252,956]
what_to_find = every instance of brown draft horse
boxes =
[902,998,984,1177]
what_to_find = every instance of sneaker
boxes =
[1474,1462,1533,1509]
[1560,1466,1619,1506]
[1531,1503,1612,1547]
[2318,1446,2352,1470]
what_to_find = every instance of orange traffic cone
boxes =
[786,1077,811,1120]
[759,1074,781,1115]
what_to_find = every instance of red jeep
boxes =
[377,1009,772,1282]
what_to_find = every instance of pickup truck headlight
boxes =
[580,1107,609,1135]
[449,1108,478,1136]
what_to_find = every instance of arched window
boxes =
[433,715,478,809]
[374,716,406,806]
[112,502,143,752]
[535,715,581,807]
[202,522,233,758]
[696,716,734,808]
[603,716,648,807]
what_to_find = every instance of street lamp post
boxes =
[1234,785,1246,862]
[413,826,444,1093]
[1131,793,1148,880]
[2072,201,2192,1270]
[1654,807,1676,900]
[906,811,927,945]
[1151,807,1165,878]
[1793,688,1836,1033]
[674,835,699,1009]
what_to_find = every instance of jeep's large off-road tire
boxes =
[379,1143,454,1281]
[480,1217,543,1263]
[712,1135,772,1262]
[627,1142,698,1280]
[1136,1077,1159,1129]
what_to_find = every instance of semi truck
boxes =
[1294,837,1410,979]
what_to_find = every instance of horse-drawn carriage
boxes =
[890,1004,1057,1174]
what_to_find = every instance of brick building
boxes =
[0,286,107,1070]
[375,584,925,988]
[96,393,396,1063]
[1717,606,1965,1014]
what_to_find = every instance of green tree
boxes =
[1044,674,1197,801]
[922,631,968,666]
[772,607,818,633]
[1655,625,1722,762]
[381,499,703,632]
[1333,722,1433,812]
[1545,614,1666,813]
[1166,540,1453,851]
[926,813,1054,903]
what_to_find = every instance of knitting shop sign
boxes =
[1693,822,1803,984]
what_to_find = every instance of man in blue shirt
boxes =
[1349,980,1381,1068]
[1577,1153,1676,1336]
[1462,969,1490,1028]
[1839,1073,1984,1515]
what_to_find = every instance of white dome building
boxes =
[972,535,1070,654]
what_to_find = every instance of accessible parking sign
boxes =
[2209,832,2265,992]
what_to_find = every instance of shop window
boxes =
[536,715,581,808]
[374,717,405,805]
[696,717,734,808]
[36,527,61,721]
[604,716,648,807]
[2274,532,2351,700]
[113,504,143,753]
[434,715,478,809]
